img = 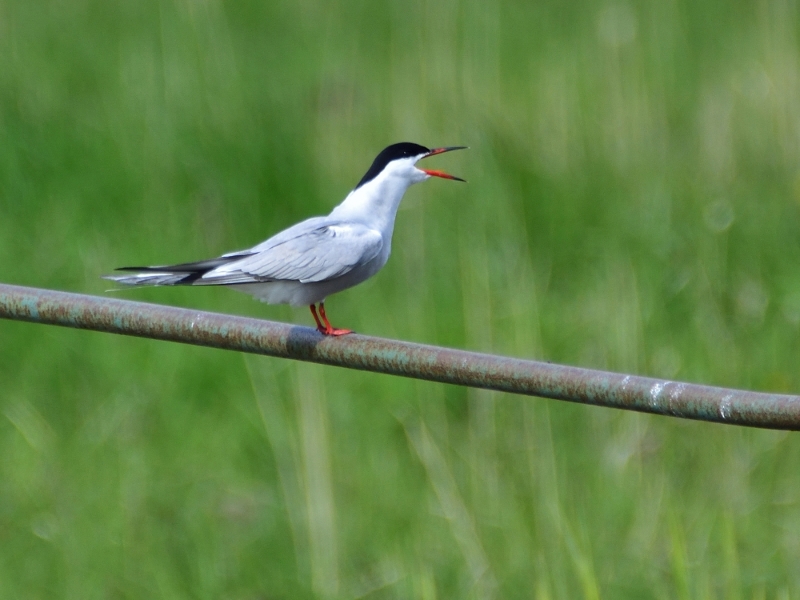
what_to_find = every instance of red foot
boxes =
[320,326,353,336]
[309,303,354,336]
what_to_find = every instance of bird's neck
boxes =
[329,173,416,237]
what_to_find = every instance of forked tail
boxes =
[102,255,251,287]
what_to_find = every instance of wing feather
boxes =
[199,220,383,285]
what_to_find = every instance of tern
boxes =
[104,142,466,335]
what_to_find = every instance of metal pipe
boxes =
[0,283,798,430]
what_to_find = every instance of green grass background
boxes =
[2,0,800,597]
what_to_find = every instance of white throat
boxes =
[328,156,427,238]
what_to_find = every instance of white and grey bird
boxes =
[104,142,466,335]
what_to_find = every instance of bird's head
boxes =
[355,142,467,189]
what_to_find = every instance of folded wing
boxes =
[205,220,383,285]
[105,218,384,288]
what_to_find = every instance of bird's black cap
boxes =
[355,142,431,189]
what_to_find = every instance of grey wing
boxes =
[200,220,383,285]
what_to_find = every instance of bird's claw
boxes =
[317,326,354,336]
[310,303,352,336]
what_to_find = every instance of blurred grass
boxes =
[2,0,800,597]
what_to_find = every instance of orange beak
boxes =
[419,146,467,182]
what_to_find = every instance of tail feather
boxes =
[103,254,253,287]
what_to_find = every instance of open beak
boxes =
[419,146,468,182]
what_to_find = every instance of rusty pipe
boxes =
[0,283,798,430]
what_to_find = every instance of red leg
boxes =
[309,304,326,334]
[318,302,353,336]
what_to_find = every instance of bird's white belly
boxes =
[231,253,387,306]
